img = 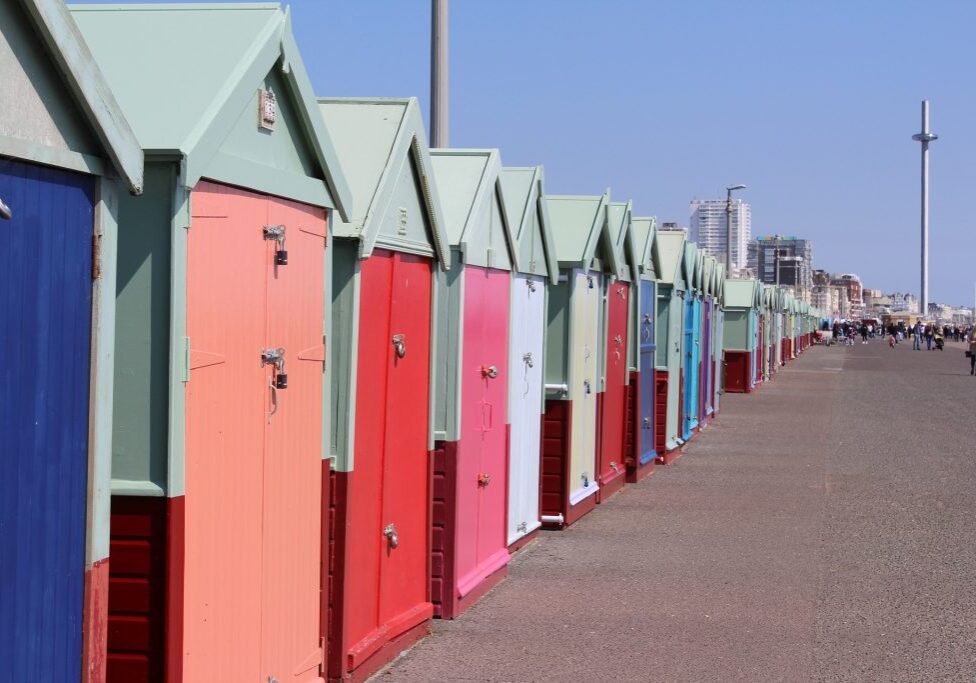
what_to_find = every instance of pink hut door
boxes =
[457,266,511,598]
[185,182,326,683]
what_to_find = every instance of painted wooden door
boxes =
[343,251,432,671]
[185,183,326,683]
[701,299,712,418]
[638,280,656,464]
[568,270,601,504]
[507,273,545,545]
[682,296,695,439]
[458,266,510,596]
[599,280,629,484]
[713,309,724,413]
[0,159,94,682]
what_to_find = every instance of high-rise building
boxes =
[746,235,814,288]
[689,198,751,270]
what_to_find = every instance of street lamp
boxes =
[725,184,746,274]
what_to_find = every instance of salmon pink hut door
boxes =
[0,4,143,677]
[500,166,558,550]
[73,6,353,681]
[430,149,517,618]
[319,98,449,682]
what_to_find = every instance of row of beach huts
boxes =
[0,2,822,682]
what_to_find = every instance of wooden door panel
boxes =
[379,253,433,624]
[0,160,94,682]
[345,253,393,651]
[599,281,628,480]
[261,196,327,682]
[638,281,656,462]
[473,269,510,577]
[185,182,267,682]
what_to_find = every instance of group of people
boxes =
[822,319,976,374]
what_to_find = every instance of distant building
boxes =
[830,273,863,316]
[690,198,751,271]
[659,221,687,233]
[746,235,814,289]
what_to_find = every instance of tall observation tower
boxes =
[911,100,937,318]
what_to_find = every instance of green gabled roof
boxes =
[18,0,143,192]
[702,256,715,296]
[317,97,449,268]
[606,200,631,281]
[631,216,658,280]
[71,2,351,217]
[499,165,559,284]
[724,278,759,309]
[681,241,699,291]
[543,192,609,270]
[654,230,686,287]
[429,148,516,268]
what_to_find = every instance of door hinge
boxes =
[182,336,191,382]
[91,232,102,280]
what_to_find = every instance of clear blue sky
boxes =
[73,1,976,306]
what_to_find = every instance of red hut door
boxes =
[185,183,326,683]
[339,250,433,677]
[598,281,629,494]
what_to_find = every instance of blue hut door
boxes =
[0,159,94,681]
[638,280,656,464]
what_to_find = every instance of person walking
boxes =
[968,332,976,375]
[925,325,934,351]
[860,323,868,344]
[912,322,922,351]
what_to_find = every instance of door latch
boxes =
[582,473,590,488]
[614,334,623,346]
[522,352,534,368]
[526,278,537,292]
[392,334,406,358]
[616,287,625,298]
[586,275,595,289]
[517,521,528,533]
[610,461,619,473]
[263,224,288,265]
[478,472,491,487]
[0,197,10,220]
[482,365,499,379]
[583,379,592,394]
[383,523,399,549]
[642,417,651,428]
[261,347,288,389]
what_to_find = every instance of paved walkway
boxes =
[377,341,976,682]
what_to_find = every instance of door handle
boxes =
[383,523,399,549]
[392,334,406,358]
[0,197,10,220]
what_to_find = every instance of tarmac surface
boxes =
[375,340,976,682]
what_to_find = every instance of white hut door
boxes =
[507,273,545,545]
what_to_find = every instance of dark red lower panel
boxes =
[322,464,335,673]
[430,441,457,618]
[723,351,751,393]
[654,371,668,458]
[106,496,169,683]
[340,619,430,683]
[540,400,570,522]
[83,558,109,683]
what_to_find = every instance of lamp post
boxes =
[430,0,449,147]
[912,100,937,317]
[725,184,746,275]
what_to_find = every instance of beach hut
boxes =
[429,149,517,619]
[499,166,558,551]
[680,242,703,441]
[539,193,610,526]
[317,97,449,681]
[0,2,142,679]
[711,263,727,416]
[72,5,351,681]
[699,256,717,427]
[628,217,659,482]
[654,230,688,461]
[722,279,761,394]
[597,201,637,502]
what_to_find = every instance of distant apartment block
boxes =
[746,235,813,289]
[689,198,751,270]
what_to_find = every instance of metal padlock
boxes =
[393,334,406,358]
[275,373,288,389]
[263,224,288,265]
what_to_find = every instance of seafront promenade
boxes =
[381,342,976,682]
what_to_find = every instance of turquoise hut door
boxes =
[507,273,545,545]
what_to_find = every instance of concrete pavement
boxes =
[376,341,976,682]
